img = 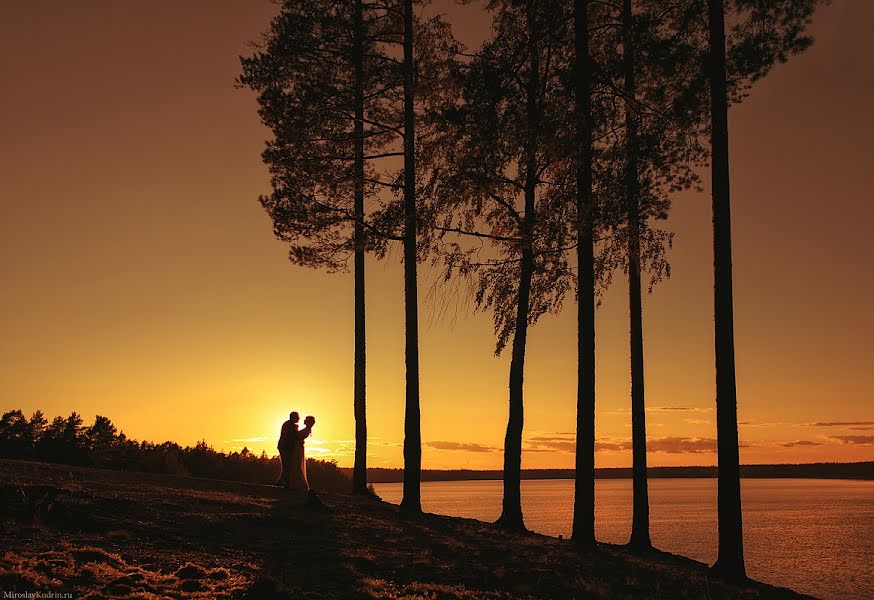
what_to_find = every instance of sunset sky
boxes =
[1,1,872,470]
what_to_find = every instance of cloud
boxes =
[538,441,577,452]
[521,432,870,453]
[828,435,874,446]
[737,420,874,431]
[778,440,822,448]
[525,433,580,453]
[306,439,356,456]
[647,406,714,413]
[528,436,575,444]
[522,433,728,455]
[739,420,793,428]
[370,440,403,448]
[594,439,632,452]
[426,441,498,453]
[226,436,270,443]
[647,437,717,454]
[525,435,632,453]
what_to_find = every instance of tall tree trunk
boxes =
[623,0,651,551]
[498,1,540,532]
[352,0,368,495]
[400,0,422,514]
[571,0,596,548]
[499,244,533,531]
[708,0,745,579]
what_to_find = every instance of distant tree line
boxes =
[0,410,349,492]
[360,462,874,483]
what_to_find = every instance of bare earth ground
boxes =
[0,460,814,599]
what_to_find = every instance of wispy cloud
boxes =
[738,420,794,428]
[828,435,874,446]
[647,406,712,413]
[516,429,873,455]
[605,406,713,416]
[594,439,632,452]
[531,440,576,452]
[523,433,719,455]
[525,433,577,453]
[736,420,874,432]
[525,435,630,453]
[305,439,355,456]
[647,437,717,454]
[426,441,499,453]
[226,436,270,443]
[778,440,823,448]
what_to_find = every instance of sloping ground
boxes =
[0,460,813,599]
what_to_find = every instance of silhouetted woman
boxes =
[289,415,315,490]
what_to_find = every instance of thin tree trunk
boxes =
[571,0,596,548]
[400,0,422,514]
[623,0,651,551]
[499,244,533,531]
[352,0,368,495]
[708,0,745,579]
[498,1,540,532]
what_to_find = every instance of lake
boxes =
[374,478,874,600]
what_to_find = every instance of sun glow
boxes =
[305,441,333,456]
[272,409,316,437]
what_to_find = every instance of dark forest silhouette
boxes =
[0,410,349,492]
[238,0,826,582]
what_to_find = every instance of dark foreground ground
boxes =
[0,460,814,599]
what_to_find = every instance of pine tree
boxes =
[428,0,573,531]
[704,0,825,578]
[239,0,404,494]
[399,0,423,514]
[571,0,596,548]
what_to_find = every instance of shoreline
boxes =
[353,461,874,483]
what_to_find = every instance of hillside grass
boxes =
[0,459,814,599]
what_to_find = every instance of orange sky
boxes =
[1,1,872,469]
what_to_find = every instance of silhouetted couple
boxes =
[276,411,315,491]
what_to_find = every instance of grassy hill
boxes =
[0,459,814,599]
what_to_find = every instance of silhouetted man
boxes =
[275,411,299,488]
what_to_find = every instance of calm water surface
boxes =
[374,478,874,600]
